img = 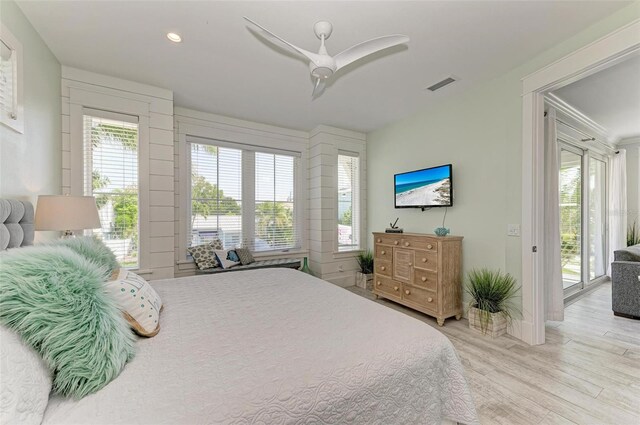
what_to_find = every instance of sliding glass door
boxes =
[558,141,608,297]
[559,146,583,291]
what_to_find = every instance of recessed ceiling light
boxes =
[167,32,182,43]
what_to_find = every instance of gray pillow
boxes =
[235,248,255,265]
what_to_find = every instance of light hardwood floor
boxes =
[347,282,640,425]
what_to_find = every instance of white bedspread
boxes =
[43,269,478,425]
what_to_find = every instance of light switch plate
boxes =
[507,224,521,237]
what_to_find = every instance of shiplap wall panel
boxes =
[308,126,367,287]
[61,67,174,280]
[150,159,174,176]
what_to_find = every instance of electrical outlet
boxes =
[507,224,520,237]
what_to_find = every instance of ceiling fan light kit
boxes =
[244,17,409,98]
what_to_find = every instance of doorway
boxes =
[520,21,640,345]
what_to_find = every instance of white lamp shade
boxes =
[35,195,101,231]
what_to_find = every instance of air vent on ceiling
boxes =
[426,77,456,92]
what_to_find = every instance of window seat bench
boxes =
[195,258,301,275]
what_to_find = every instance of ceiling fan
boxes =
[243,17,409,98]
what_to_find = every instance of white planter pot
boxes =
[356,272,373,290]
[468,307,507,338]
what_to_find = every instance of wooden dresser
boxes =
[372,232,463,326]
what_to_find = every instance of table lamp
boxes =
[35,195,101,238]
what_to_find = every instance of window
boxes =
[189,141,299,253]
[337,153,360,251]
[83,113,139,268]
[190,144,242,249]
[255,152,296,251]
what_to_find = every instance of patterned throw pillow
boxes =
[235,247,255,265]
[187,243,219,270]
[106,269,163,337]
[210,238,224,250]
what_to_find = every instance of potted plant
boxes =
[465,268,519,338]
[356,250,374,290]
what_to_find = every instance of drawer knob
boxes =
[428,297,433,302]
[405,289,411,295]
[408,262,412,267]
[405,242,410,247]
[394,286,399,291]
[377,238,381,243]
[427,244,433,249]
[421,276,427,282]
[381,250,386,255]
[394,241,399,245]
[422,258,427,263]
[381,266,386,271]
[377,281,381,286]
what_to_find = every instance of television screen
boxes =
[395,164,453,208]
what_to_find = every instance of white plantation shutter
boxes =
[190,143,243,249]
[338,153,360,251]
[254,152,297,251]
[83,113,139,268]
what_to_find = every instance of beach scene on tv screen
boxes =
[395,165,451,206]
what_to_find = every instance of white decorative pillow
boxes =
[106,269,163,337]
[0,325,52,425]
[214,249,240,269]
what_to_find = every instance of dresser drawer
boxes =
[414,250,438,272]
[374,234,402,246]
[403,285,437,311]
[412,269,438,291]
[375,259,392,277]
[374,244,391,260]
[373,275,402,298]
[401,236,438,251]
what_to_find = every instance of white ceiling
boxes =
[552,55,640,143]
[17,1,631,133]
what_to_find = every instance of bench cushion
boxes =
[195,258,301,274]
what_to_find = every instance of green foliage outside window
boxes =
[191,174,241,225]
[111,188,138,241]
[339,206,352,226]
[255,202,293,247]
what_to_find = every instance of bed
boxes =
[1,199,477,425]
[41,269,478,424]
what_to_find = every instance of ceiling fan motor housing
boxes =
[310,56,337,79]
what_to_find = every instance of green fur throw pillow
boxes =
[56,236,120,274]
[0,246,136,398]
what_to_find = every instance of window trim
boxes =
[69,92,151,275]
[186,135,303,256]
[336,151,361,253]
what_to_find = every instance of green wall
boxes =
[367,2,640,309]
[0,0,61,236]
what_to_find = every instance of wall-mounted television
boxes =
[394,164,453,209]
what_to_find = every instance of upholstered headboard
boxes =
[0,199,35,250]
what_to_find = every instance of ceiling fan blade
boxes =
[244,17,322,66]
[334,35,409,71]
[311,78,326,99]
